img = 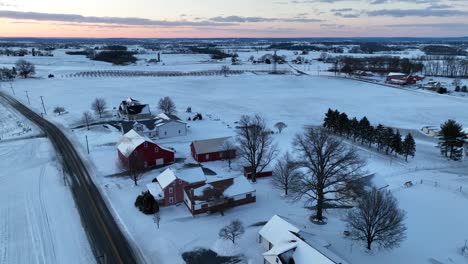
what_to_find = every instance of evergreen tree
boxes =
[383,127,395,155]
[391,130,402,156]
[359,116,371,145]
[438,120,467,161]
[350,117,360,142]
[375,124,386,151]
[323,108,336,131]
[401,133,416,161]
[338,112,350,136]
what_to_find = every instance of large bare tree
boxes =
[158,96,176,115]
[272,152,300,196]
[15,59,35,78]
[291,128,367,222]
[91,97,107,118]
[346,188,406,251]
[236,114,278,182]
[221,138,237,169]
[81,111,93,130]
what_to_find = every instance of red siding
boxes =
[189,195,256,215]
[118,141,174,169]
[194,151,232,162]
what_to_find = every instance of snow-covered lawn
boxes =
[0,136,94,264]
[1,51,468,264]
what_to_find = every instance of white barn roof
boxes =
[117,129,152,158]
[259,215,299,246]
[192,137,232,154]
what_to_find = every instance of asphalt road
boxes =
[0,91,140,264]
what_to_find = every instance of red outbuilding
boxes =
[117,129,174,169]
[243,166,273,179]
[190,137,236,162]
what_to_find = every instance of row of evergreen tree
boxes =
[323,109,416,161]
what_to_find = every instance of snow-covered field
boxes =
[1,50,468,264]
[0,111,94,263]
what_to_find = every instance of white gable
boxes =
[259,215,299,246]
[156,168,177,189]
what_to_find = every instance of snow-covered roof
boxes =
[176,167,206,184]
[156,168,177,189]
[192,137,232,154]
[117,129,151,157]
[147,182,164,199]
[224,176,255,197]
[388,72,406,77]
[259,215,299,246]
[260,215,349,264]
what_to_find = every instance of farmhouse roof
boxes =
[191,137,232,154]
[156,168,177,189]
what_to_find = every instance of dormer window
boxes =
[155,147,159,153]
[144,142,148,148]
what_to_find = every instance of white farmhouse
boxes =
[259,215,349,264]
[120,113,187,139]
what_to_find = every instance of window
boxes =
[154,147,159,153]
[169,187,173,194]
[164,131,167,136]
[178,130,181,134]
[143,161,147,168]
[169,197,174,204]
[205,154,209,160]
[219,152,223,158]
[144,142,148,148]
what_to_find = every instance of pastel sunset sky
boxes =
[0,0,467,38]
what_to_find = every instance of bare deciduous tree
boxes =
[91,97,107,118]
[291,128,367,222]
[153,212,161,229]
[221,138,237,169]
[219,219,244,244]
[118,149,146,186]
[236,114,278,182]
[346,188,406,251]
[81,111,93,130]
[221,65,230,77]
[274,122,287,133]
[53,106,65,115]
[158,96,176,115]
[272,152,300,196]
[15,59,35,78]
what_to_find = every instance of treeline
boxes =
[93,50,138,65]
[349,43,406,54]
[332,56,423,74]
[189,47,234,60]
[269,43,344,53]
[422,58,468,78]
[323,109,416,161]
[422,45,467,56]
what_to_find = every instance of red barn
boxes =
[190,137,236,162]
[386,72,424,85]
[117,129,174,169]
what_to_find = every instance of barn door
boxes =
[155,158,164,166]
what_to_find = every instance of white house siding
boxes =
[260,235,271,250]
[157,121,187,139]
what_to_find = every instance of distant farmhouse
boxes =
[121,113,187,139]
[386,72,424,85]
[118,97,152,120]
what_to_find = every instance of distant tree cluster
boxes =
[333,56,423,74]
[93,50,137,65]
[15,59,35,78]
[0,67,16,81]
[323,109,416,161]
[422,57,468,78]
[189,47,234,60]
[438,119,467,161]
[349,43,404,54]
[101,45,127,51]
[422,45,467,56]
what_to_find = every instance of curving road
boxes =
[0,91,140,264]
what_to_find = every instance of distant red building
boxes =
[386,72,424,85]
[243,166,273,179]
[117,130,174,169]
[190,137,236,162]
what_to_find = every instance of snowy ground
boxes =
[1,50,468,264]
[0,117,94,263]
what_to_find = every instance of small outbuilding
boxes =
[190,137,236,163]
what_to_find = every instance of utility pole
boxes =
[40,96,47,115]
[25,90,31,105]
[10,82,15,95]
[85,135,90,154]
